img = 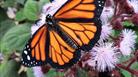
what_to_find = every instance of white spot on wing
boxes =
[24,50,28,55]
[27,55,30,60]
[99,4,101,7]
[27,45,29,48]
[25,63,27,65]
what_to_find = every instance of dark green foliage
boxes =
[1,23,31,52]
[0,60,27,77]
[24,0,39,21]
[46,69,64,77]
[123,21,135,27]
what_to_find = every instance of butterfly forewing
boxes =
[53,0,105,51]
[21,25,49,67]
[54,0,105,21]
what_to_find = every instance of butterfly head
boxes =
[45,14,58,29]
[46,14,52,19]
[46,14,54,26]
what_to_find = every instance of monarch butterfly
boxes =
[21,0,105,69]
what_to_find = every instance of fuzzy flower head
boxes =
[119,29,137,55]
[6,7,16,19]
[42,0,67,16]
[100,23,113,41]
[33,66,44,77]
[128,0,138,13]
[100,6,114,24]
[0,53,4,63]
[87,42,118,72]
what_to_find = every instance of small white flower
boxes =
[31,13,46,35]
[100,23,113,41]
[128,0,138,13]
[33,66,44,77]
[7,7,16,19]
[0,53,4,62]
[100,7,114,24]
[42,2,52,14]
[119,29,137,55]
[31,25,40,35]
[42,0,67,16]
[87,42,118,72]
[100,6,114,41]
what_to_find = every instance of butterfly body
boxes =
[46,14,79,49]
[21,0,105,69]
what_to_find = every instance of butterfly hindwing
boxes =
[22,25,49,67]
[47,31,81,69]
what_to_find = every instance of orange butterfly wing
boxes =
[58,21,100,51]
[55,0,95,19]
[47,31,80,68]
[54,0,105,50]
[22,25,49,67]
[54,0,105,20]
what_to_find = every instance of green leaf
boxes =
[26,68,35,77]
[0,19,15,38]
[123,21,134,27]
[16,0,26,5]
[1,23,31,53]
[76,68,88,77]
[112,30,121,38]
[45,69,64,77]
[0,60,27,77]
[120,69,131,77]
[15,9,26,21]
[1,0,17,8]
[131,62,138,70]
[24,0,39,21]
[38,0,49,11]
[119,56,132,64]
[0,7,8,23]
